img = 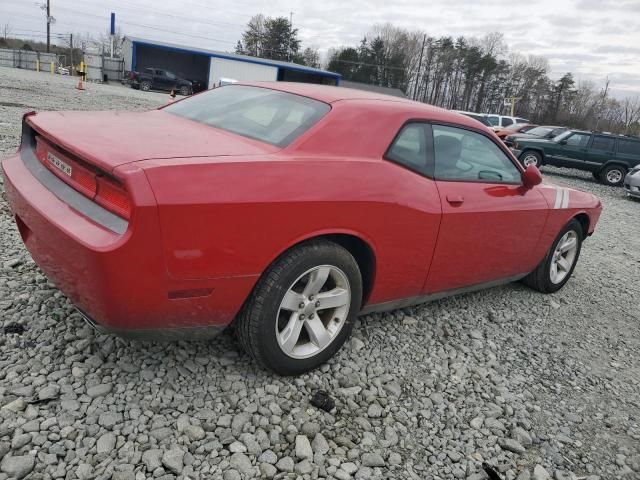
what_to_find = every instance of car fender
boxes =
[597,159,630,172]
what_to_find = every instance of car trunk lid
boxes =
[27,109,279,173]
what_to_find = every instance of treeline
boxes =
[236,17,639,136]
[327,26,640,135]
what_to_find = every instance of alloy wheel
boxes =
[606,169,623,185]
[522,154,539,167]
[550,230,579,284]
[275,265,351,359]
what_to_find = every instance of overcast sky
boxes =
[3,0,639,97]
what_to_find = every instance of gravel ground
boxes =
[1,66,639,480]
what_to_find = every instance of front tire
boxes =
[236,240,362,375]
[522,219,583,293]
[179,85,190,96]
[520,150,542,168]
[599,165,627,187]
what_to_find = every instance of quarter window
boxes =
[591,136,615,151]
[433,125,521,183]
[386,123,428,172]
[565,133,590,147]
[618,139,640,156]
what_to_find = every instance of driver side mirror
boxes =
[559,139,567,145]
[522,165,543,188]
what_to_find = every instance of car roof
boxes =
[237,82,487,129]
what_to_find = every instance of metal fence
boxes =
[83,53,124,82]
[0,49,59,71]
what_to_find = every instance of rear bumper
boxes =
[1,150,256,336]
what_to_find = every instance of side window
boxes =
[386,123,428,173]
[433,125,521,183]
[144,68,154,75]
[516,118,528,123]
[618,139,640,156]
[502,117,514,127]
[565,133,590,147]
[487,116,499,126]
[155,69,165,77]
[591,136,615,152]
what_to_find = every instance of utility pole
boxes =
[69,33,73,74]
[413,34,426,101]
[46,0,50,52]
[288,11,293,62]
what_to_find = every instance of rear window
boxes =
[163,85,330,147]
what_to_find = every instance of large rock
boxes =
[86,383,113,398]
[295,435,313,460]
[96,433,116,453]
[1,455,35,479]
[162,447,185,474]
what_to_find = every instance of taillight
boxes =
[95,176,131,220]
[34,135,131,222]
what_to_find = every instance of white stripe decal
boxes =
[561,188,570,208]
[553,187,563,209]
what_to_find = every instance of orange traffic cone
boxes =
[76,62,85,91]
[76,71,85,90]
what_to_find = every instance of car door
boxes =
[425,124,549,293]
[153,69,170,90]
[548,132,591,167]
[586,135,616,169]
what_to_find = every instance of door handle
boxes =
[446,194,465,205]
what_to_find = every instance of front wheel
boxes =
[599,165,627,187]
[236,240,362,375]
[522,219,583,293]
[520,150,542,168]
[179,85,190,96]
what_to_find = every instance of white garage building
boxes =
[122,36,341,90]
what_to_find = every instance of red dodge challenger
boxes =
[2,83,602,374]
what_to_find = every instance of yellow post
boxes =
[36,59,40,72]
[50,61,54,74]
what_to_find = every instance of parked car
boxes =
[494,123,538,140]
[2,83,602,374]
[451,110,492,128]
[504,126,569,147]
[624,166,640,199]
[128,68,193,95]
[511,130,640,186]
[484,114,531,129]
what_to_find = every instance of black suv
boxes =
[510,130,640,186]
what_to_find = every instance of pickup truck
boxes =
[128,68,193,95]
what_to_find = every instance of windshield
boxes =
[526,126,553,137]
[163,85,331,147]
[505,123,525,131]
[553,131,573,142]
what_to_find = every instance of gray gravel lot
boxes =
[1,66,639,480]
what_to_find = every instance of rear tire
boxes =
[522,219,583,293]
[140,80,152,92]
[236,240,362,375]
[520,150,542,168]
[599,165,627,187]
